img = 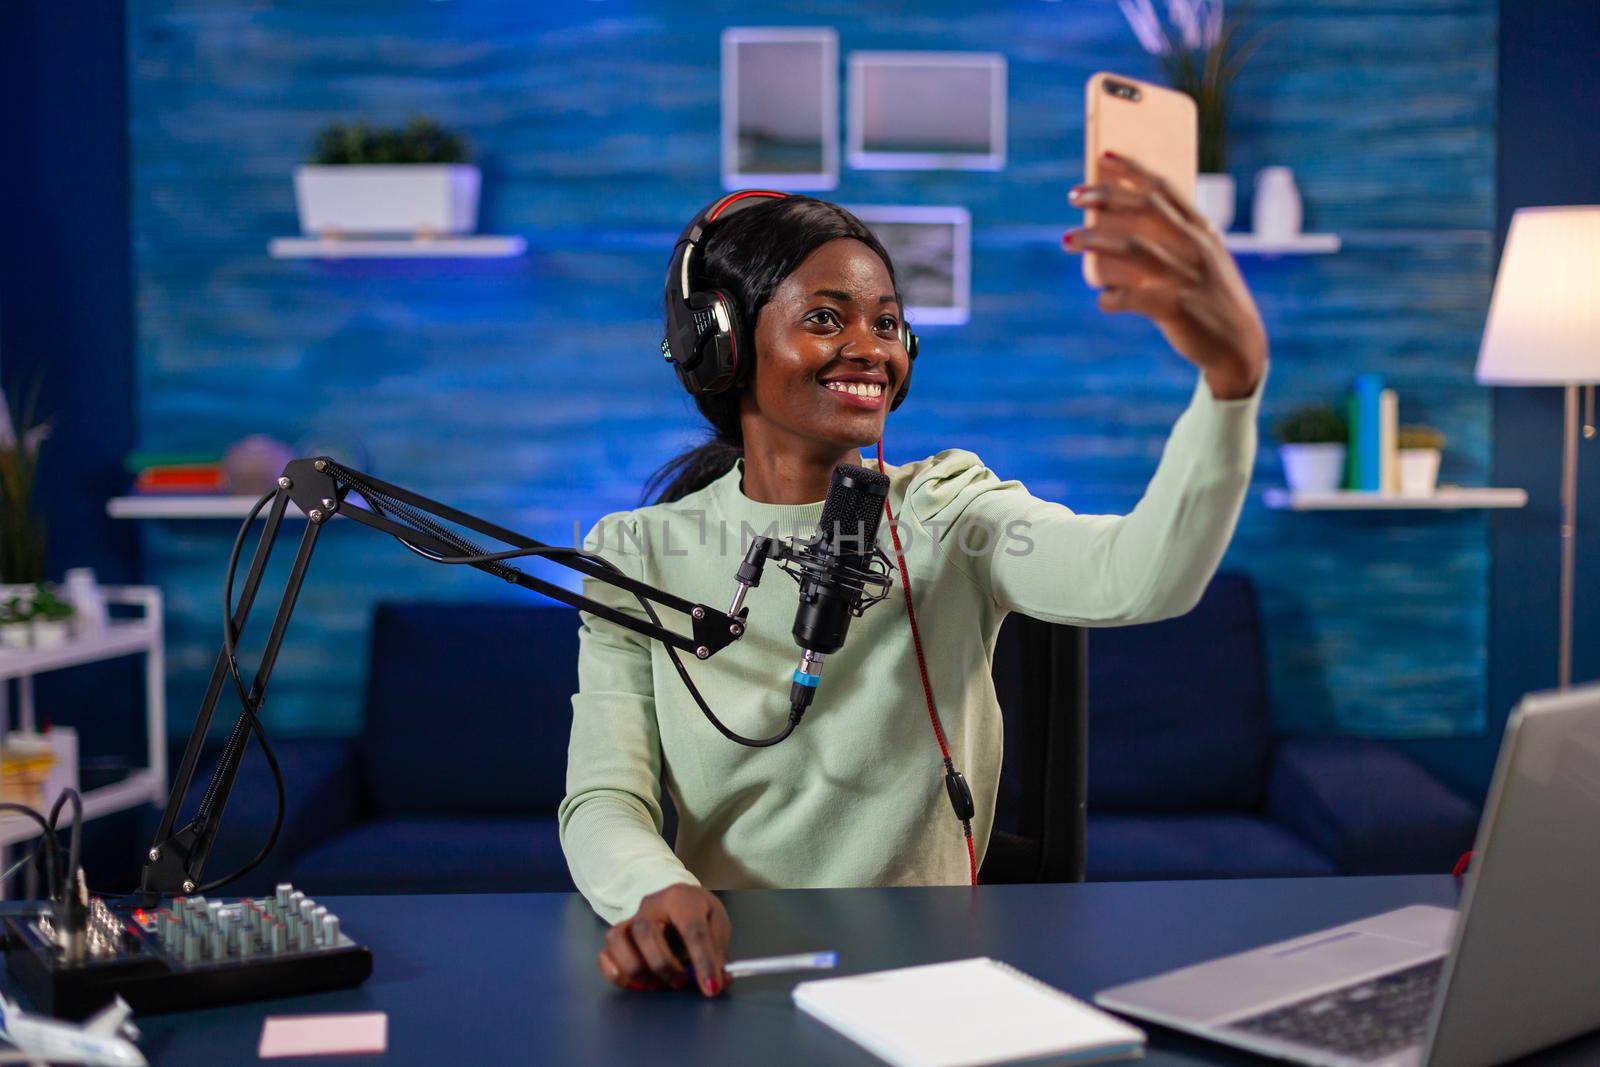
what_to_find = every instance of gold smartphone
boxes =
[1082,72,1198,289]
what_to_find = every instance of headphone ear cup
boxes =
[890,325,919,411]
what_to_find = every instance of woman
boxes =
[560,154,1268,998]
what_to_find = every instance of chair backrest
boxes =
[361,600,579,815]
[987,613,1088,884]
[1085,572,1274,812]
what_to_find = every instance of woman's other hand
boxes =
[597,884,732,997]
[1063,152,1268,400]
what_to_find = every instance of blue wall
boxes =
[122,0,1504,742]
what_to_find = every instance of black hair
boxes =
[642,196,901,505]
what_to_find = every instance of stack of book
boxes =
[127,452,228,494]
[1346,374,1401,494]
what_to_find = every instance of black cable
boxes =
[187,487,287,894]
[47,788,82,900]
[0,802,59,902]
[391,537,797,747]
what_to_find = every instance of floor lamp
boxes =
[1475,206,1600,689]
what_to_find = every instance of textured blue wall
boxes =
[125,0,1497,740]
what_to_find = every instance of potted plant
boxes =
[1276,406,1348,493]
[1,595,32,650]
[1397,425,1445,497]
[1117,0,1273,231]
[27,584,74,648]
[294,117,479,238]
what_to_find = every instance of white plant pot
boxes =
[1398,448,1442,497]
[1195,173,1236,232]
[1279,443,1347,494]
[29,620,71,648]
[1252,165,1303,242]
[294,164,482,237]
[0,622,31,650]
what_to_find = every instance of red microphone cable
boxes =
[876,438,979,887]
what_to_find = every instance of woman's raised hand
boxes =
[597,884,732,997]
[1063,151,1268,400]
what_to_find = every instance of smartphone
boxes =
[1082,72,1198,289]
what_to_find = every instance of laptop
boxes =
[1095,682,1600,1067]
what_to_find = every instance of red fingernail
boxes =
[625,980,649,991]
[1062,231,1077,247]
[703,977,719,996]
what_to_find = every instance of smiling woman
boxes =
[561,178,1268,1000]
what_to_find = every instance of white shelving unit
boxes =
[268,235,526,259]
[1263,487,1528,511]
[1222,233,1341,255]
[0,586,167,898]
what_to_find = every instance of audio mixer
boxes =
[3,883,372,1019]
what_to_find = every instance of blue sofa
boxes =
[195,574,1478,895]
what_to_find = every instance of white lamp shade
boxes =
[1475,205,1600,386]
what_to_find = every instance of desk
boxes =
[6,876,1598,1065]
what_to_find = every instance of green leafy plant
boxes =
[0,383,50,584]
[2,595,33,625]
[29,584,74,623]
[1398,425,1446,451]
[312,117,471,165]
[1118,0,1277,173]
[1275,406,1348,445]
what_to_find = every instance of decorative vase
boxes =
[1279,444,1347,493]
[294,164,482,237]
[0,622,30,650]
[1253,166,1303,242]
[1398,448,1442,497]
[63,567,109,636]
[1194,173,1236,232]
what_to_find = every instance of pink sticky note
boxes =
[258,1012,388,1058]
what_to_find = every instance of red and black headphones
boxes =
[662,189,920,408]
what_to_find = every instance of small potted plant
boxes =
[1276,406,1349,493]
[27,585,75,648]
[1397,425,1446,497]
[294,116,478,238]
[1,595,32,650]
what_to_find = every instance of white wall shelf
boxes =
[1263,487,1528,511]
[1221,233,1341,255]
[268,235,527,259]
[0,586,167,891]
[109,495,309,519]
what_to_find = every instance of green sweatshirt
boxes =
[560,371,1263,924]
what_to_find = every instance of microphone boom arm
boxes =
[141,456,748,897]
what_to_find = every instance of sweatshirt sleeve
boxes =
[558,511,702,925]
[903,368,1265,626]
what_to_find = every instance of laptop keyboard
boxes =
[1227,958,1444,1062]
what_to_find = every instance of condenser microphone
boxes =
[787,463,892,720]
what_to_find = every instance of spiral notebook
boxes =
[793,957,1145,1067]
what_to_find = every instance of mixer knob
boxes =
[183,931,201,965]
[275,884,292,908]
[322,914,340,944]
[270,921,287,954]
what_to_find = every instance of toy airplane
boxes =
[0,992,146,1067]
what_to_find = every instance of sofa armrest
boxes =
[1267,738,1478,875]
[187,738,368,893]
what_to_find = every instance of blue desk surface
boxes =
[6,876,1599,1065]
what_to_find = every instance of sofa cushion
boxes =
[362,602,579,815]
[1088,813,1337,881]
[1087,573,1274,812]
[282,814,572,894]
[1267,738,1479,875]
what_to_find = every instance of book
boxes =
[793,957,1146,1067]
[1379,388,1399,495]
[1348,374,1385,491]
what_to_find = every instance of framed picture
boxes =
[848,52,1007,171]
[848,206,971,326]
[721,28,839,190]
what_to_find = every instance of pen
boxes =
[724,951,839,979]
